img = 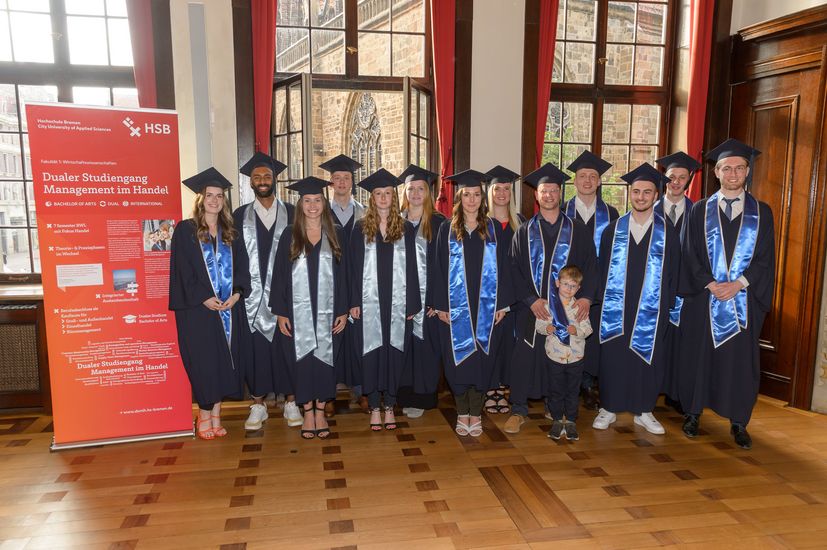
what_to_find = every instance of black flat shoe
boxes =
[581,387,600,411]
[664,395,684,415]
[731,424,752,449]
[682,414,699,438]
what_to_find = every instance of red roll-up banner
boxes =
[26,103,193,450]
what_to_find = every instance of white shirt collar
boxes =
[629,212,654,244]
[575,195,596,222]
[718,190,746,218]
[252,199,278,230]
[663,194,686,220]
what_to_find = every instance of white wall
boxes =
[469,0,525,183]
[170,0,240,218]
[730,0,827,34]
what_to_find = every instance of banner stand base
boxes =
[50,429,194,452]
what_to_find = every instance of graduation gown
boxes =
[169,219,247,408]
[597,217,680,414]
[491,213,525,387]
[232,202,295,397]
[564,199,620,377]
[678,198,775,424]
[269,226,349,404]
[399,212,446,399]
[654,196,692,400]
[348,220,421,397]
[508,213,598,406]
[433,221,515,395]
[333,201,365,386]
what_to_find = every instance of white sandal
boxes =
[455,414,471,436]
[468,417,483,437]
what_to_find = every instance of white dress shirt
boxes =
[711,190,750,288]
[629,212,653,245]
[663,194,686,223]
[253,198,278,230]
[575,195,596,223]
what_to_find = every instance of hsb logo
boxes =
[144,123,171,135]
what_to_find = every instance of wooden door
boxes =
[725,8,827,407]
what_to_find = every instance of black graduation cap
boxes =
[239,152,287,177]
[485,165,520,185]
[287,176,330,196]
[619,162,670,192]
[318,154,363,174]
[523,162,570,189]
[182,167,232,194]
[566,150,612,176]
[445,169,488,189]
[705,138,761,164]
[655,151,701,174]
[357,168,402,192]
[399,164,438,187]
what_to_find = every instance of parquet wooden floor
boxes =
[1,394,826,549]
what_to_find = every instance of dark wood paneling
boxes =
[723,6,827,409]
[520,0,541,218]
[700,0,732,196]
[453,0,473,172]
[233,0,255,166]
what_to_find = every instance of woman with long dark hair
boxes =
[270,176,348,439]
[397,165,446,418]
[483,165,524,415]
[169,168,247,440]
[349,168,421,431]
[433,170,514,437]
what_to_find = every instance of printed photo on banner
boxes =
[142,219,174,252]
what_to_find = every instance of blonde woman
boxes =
[398,165,447,418]
[484,165,525,415]
[170,168,247,440]
[348,169,421,430]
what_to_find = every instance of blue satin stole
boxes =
[566,197,610,258]
[704,192,759,348]
[527,214,572,345]
[448,220,498,366]
[599,212,667,365]
[201,229,233,343]
[655,196,693,326]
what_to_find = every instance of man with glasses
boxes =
[678,138,776,449]
[233,152,300,431]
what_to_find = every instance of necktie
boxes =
[722,197,740,221]
[669,203,677,225]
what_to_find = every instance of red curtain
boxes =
[126,0,157,108]
[686,0,715,201]
[535,0,559,169]
[431,0,456,217]
[252,0,277,153]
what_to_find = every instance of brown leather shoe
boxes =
[581,387,600,411]
[503,414,525,434]
[324,401,335,418]
[358,395,370,414]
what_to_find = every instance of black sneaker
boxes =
[548,420,565,440]
[682,414,700,438]
[731,424,752,450]
[564,421,579,441]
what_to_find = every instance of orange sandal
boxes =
[196,416,215,440]
[210,415,227,437]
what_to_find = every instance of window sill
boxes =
[0,285,44,302]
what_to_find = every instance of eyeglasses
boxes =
[719,165,748,175]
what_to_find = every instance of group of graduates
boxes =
[169,136,774,450]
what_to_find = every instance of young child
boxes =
[535,265,593,441]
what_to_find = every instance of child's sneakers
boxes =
[564,421,579,441]
[548,420,565,440]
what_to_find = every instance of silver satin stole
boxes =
[291,232,335,366]
[362,231,407,355]
[403,214,428,340]
[242,200,288,341]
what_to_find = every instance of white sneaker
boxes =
[283,401,303,427]
[634,412,665,435]
[403,407,425,418]
[592,408,617,430]
[244,403,268,431]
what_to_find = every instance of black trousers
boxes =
[546,358,584,421]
